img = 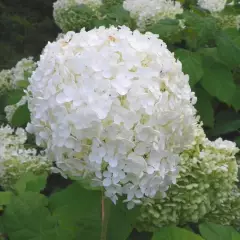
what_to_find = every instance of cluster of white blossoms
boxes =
[137,125,240,231]
[53,0,103,32]
[0,70,13,93]
[53,0,102,11]
[123,0,183,30]
[27,26,198,208]
[0,57,36,93]
[197,0,227,13]
[12,57,36,87]
[0,125,50,189]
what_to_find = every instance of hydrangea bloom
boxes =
[0,57,36,93]
[27,26,197,208]
[0,70,13,93]
[53,0,102,32]
[197,0,227,13]
[12,57,36,87]
[213,13,240,30]
[0,125,50,189]
[137,125,239,231]
[123,0,183,30]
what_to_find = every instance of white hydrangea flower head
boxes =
[0,69,13,93]
[27,26,197,208]
[197,0,227,12]
[137,125,240,231]
[123,0,183,30]
[54,0,102,10]
[0,57,36,94]
[0,125,51,189]
[53,0,102,32]
[213,13,240,29]
[12,57,36,87]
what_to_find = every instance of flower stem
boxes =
[101,191,110,240]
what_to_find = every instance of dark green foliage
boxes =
[0,0,59,70]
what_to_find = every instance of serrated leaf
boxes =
[201,62,236,104]
[0,192,13,206]
[175,49,203,86]
[2,192,64,240]
[11,103,30,127]
[152,226,203,240]
[195,88,214,127]
[199,222,240,240]
[14,173,48,194]
[208,110,240,136]
[216,32,240,68]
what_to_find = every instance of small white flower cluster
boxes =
[53,0,103,32]
[27,26,197,208]
[53,0,102,11]
[197,0,227,13]
[12,57,36,87]
[0,57,36,93]
[213,13,240,30]
[5,95,28,122]
[0,70,13,93]
[0,125,50,189]
[123,0,183,30]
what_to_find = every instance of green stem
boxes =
[100,191,111,240]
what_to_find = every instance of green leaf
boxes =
[49,182,102,239]
[231,86,240,111]
[16,80,29,88]
[216,32,240,68]
[107,201,140,240]
[14,172,48,194]
[201,61,236,104]
[49,183,139,240]
[152,226,203,240]
[147,19,181,43]
[175,49,204,86]
[235,136,240,147]
[208,110,240,136]
[0,192,13,206]
[199,222,240,240]
[197,48,222,64]
[6,90,25,106]
[2,192,64,240]
[11,103,30,127]
[183,12,219,49]
[195,88,214,127]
